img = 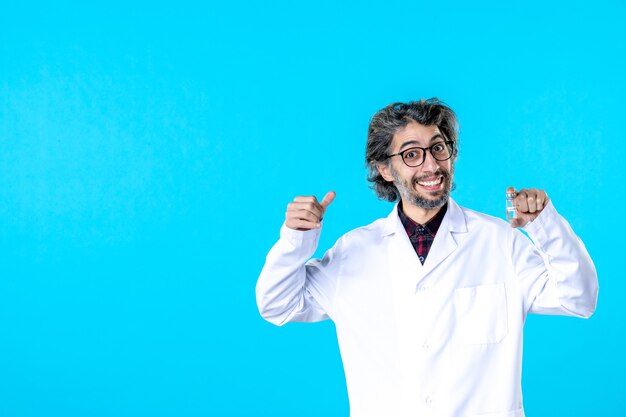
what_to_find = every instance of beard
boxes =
[391,164,455,210]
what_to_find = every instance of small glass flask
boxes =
[506,189,517,220]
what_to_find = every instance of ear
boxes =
[376,163,395,182]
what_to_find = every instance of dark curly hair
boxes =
[365,98,459,202]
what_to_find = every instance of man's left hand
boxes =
[508,187,549,228]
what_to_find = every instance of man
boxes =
[256,99,598,417]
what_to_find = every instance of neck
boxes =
[401,198,445,224]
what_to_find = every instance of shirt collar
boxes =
[397,201,448,238]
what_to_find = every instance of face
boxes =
[378,121,455,210]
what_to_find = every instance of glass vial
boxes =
[506,189,517,220]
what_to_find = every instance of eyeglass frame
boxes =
[385,140,455,168]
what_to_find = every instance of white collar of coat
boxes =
[381,197,468,237]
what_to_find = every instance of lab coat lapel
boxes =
[382,204,423,289]
[420,198,467,279]
[382,199,468,287]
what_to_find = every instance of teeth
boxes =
[418,176,443,187]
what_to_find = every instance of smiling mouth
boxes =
[416,175,443,187]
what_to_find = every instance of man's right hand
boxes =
[285,191,336,231]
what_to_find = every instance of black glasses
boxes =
[386,141,454,167]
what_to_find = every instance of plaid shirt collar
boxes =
[398,201,448,239]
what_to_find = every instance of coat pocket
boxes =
[454,283,508,344]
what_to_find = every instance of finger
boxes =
[285,220,321,231]
[509,217,530,228]
[535,190,548,211]
[286,210,321,227]
[287,202,323,219]
[506,186,517,196]
[293,196,319,204]
[286,209,322,224]
[526,191,537,213]
[285,218,321,230]
[509,217,523,228]
[320,191,336,209]
[515,189,530,213]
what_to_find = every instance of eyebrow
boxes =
[399,133,445,151]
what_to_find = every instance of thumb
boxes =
[320,191,336,210]
[509,217,525,228]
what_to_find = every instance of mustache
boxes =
[412,169,451,183]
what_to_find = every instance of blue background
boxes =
[1,1,624,416]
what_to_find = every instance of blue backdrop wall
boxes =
[1,1,624,416]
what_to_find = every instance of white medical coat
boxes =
[256,198,598,417]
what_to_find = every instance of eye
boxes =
[404,150,419,160]
[432,143,445,153]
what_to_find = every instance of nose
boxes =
[421,149,439,172]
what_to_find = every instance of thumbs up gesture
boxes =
[285,191,336,231]
[507,186,549,228]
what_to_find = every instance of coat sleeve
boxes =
[255,223,343,326]
[511,201,599,318]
